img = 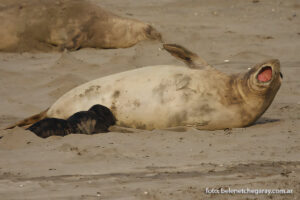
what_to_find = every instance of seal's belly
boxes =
[47,65,237,130]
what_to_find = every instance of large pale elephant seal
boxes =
[6,44,282,131]
[0,0,162,52]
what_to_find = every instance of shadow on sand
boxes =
[252,117,280,126]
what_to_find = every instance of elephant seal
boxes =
[0,0,162,52]
[6,44,282,131]
[27,104,116,138]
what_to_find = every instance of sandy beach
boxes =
[0,0,299,199]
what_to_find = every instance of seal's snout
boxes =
[263,59,280,70]
[267,59,282,81]
[272,59,280,67]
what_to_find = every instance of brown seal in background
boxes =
[0,0,162,52]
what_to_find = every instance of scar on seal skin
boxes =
[27,104,116,138]
[0,0,162,52]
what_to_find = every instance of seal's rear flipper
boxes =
[144,25,163,42]
[27,118,70,138]
[5,108,49,129]
[163,44,211,69]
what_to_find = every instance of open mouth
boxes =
[257,66,272,82]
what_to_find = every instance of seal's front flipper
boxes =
[163,44,212,69]
[27,118,71,138]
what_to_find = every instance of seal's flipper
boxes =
[27,118,71,138]
[144,25,163,42]
[5,108,49,129]
[163,44,211,69]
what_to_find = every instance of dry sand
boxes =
[0,0,299,199]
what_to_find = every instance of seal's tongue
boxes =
[258,67,272,82]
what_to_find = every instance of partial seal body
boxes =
[46,62,282,130]
[47,66,235,130]
[7,44,282,131]
[0,0,162,52]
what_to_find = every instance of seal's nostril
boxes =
[280,72,283,79]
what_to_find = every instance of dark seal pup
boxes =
[0,0,162,52]
[27,104,116,138]
[7,44,282,130]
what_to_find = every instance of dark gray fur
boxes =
[27,104,116,138]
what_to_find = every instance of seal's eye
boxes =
[257,66,272,82]
[280,72,283,79]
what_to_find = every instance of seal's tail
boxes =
[5,108,49,129]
